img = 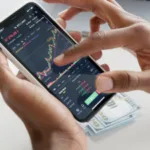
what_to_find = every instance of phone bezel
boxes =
[0,2,115,122]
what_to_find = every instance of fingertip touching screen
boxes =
[0,2,114,122]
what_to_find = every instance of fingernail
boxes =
[56,18,62,22]
[96,76,113,92]
[54,54,64,63]
[58,10,67,17]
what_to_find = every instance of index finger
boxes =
[54,26,135,66]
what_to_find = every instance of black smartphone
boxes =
[0,2,114,122]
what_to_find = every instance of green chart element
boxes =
[85,92,99,105]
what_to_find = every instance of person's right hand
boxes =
[44,0,150,93]
[44,0,146,30]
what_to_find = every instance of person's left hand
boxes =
[0,18,109,150]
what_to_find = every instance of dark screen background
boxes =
[0,3,113,121]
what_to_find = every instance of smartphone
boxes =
[0,2,114,122]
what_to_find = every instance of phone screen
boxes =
[0,3,114,122]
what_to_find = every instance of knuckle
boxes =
[90,16,100,24]
[64,44,86,59]
[64,45,79,56]
[0,64,8,75]
[7,82,21,98]
[90,31,106,41]
[4,86,18,104]
[122,71,139,90]
[90,1,97,12]
[0,66,6,78]
[133,23,150,46]
[33,86,44,104]
[91,0,103,13]
[111,71,139,91]
[89,31,106,50]
[144,76,150,93]
[0,65,11,87]
[62,0,69,4]
[3,80,22,104]
[112,71,130,90]
[127,72,140,90]
[8,87,17,99]
[133,23,148,36]
[90,17,95,24]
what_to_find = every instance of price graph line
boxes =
[36,29,58,80]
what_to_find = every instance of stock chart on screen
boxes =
[0,4,111,120]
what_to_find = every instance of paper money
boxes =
[87,115,135,136]
[95,93,140,127]
[80,93,140,136]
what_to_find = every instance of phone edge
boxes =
[0,1,115,122]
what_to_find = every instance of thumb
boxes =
[95,70,150,93]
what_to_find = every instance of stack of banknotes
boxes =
[80,93,140,136]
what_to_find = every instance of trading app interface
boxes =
[0,3,112,121]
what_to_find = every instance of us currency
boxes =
[95,94,140,127]
[80,93,140,136]
[87,115,136,136]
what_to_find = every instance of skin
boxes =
[2,0,150,149]
[0,18,109,150]
[44,0,150,94]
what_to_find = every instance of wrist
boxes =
[31,129,87,150]
[49,130,87,150]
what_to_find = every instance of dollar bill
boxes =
[79,93,140,136]
[87,115,136,136]
[95,93,140,127]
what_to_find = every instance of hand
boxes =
[44,0,146,29]
[45,0,150,93]
[0,18,88,150]
[44,0,126,60]
[1,18,110,150]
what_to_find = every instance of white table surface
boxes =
[1,0,150,150]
